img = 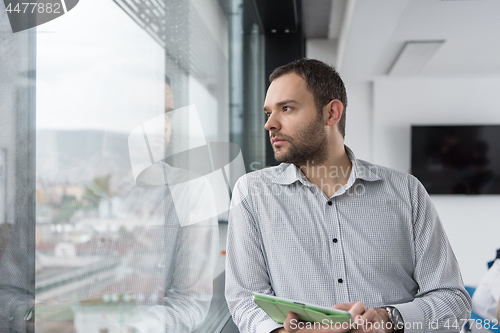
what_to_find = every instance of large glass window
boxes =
[0,0,264,332]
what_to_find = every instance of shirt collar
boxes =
[272,145,381,186]
[346,146,381,182]
[271,162,310,186]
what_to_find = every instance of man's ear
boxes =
[325,100,343,127]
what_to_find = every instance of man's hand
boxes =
[279,302,394,333]
[332,302,393,333]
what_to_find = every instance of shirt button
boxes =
[327,201,332,206]
[338,278,343,283]
[332,238,338,243]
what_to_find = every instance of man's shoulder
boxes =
[356,159,418,185]
[238,163,290,183]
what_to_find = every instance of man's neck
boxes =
[298,146,352,198]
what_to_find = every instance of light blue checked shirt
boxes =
[225,147,471,333]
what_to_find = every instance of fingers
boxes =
[348,302,367,320]
[331,302,356,311]
[283,312,299,332]
[355,307,391,333]
[331,302,366,319]
[360,307,378,323]
[354,307,377,331]
[332,302,385,333]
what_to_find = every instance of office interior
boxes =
[1,0,499,332]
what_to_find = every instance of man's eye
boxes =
[265,113,271,118]
[283,106,292,112]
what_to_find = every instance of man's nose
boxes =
[264,112,280,131]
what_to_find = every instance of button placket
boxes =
[324,198,348,301]
[328,198,349,301]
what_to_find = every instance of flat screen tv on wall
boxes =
[411,125,500,195]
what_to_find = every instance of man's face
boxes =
[264,73,328,166]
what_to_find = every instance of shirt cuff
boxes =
[257,318,283,333]
[390,301,425,333]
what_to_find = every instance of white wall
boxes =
[371,77,500,286]
[344,81,373,162]
[306,39,338,66]
[305,45,374,162]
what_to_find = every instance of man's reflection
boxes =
[0,76,218,333]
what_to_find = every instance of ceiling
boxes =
[302,0,500,80]
[256,0,299,33]
[302,0,345,39]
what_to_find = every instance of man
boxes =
[110,77,218,332]
[225,59,471,333]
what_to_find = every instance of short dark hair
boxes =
[269,58,348,138]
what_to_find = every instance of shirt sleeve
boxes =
[225,176,283,333]
[392,176,472,333]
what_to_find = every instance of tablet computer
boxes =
[253,293,352,325]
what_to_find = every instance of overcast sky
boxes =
[36,0,165,133]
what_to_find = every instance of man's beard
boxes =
[271,112,328,166]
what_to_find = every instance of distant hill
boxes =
[36,130,134,190]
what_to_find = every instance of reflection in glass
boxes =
[1,0,238,331]
[34,101,221,332]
